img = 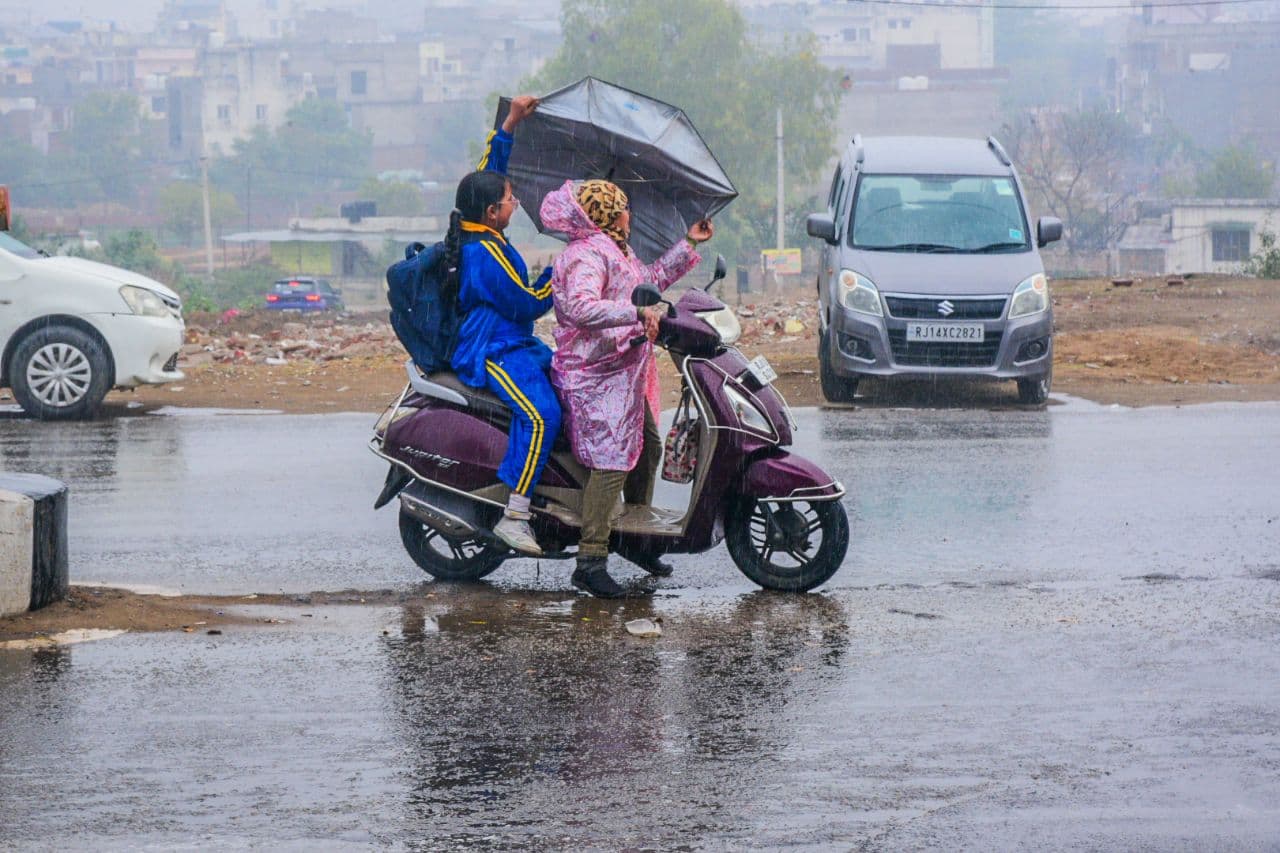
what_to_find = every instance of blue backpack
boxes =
[386,241,459,374]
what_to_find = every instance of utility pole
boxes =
[200,155,214,277]
[775,107,785,252]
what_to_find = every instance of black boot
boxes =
[572,556,628,599]
[619,550,674,578]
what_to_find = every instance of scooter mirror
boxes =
[703,254,728,292]
[631,283,662,307]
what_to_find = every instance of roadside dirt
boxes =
[0,586,417,643]
[83,273,1280,416]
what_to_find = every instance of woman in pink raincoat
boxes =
[540,178,713,598]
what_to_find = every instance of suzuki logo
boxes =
[937,300,955,317]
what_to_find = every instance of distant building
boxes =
[744,1,1005,156]
[1115,14,1280,163]
[166,43,311,158]
[1117,199,1278,274]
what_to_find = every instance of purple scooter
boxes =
[370,256,849,592]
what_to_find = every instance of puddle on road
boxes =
[0,628,126,650]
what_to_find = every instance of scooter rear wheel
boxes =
[725,497,849,592]
[398,509,506,581]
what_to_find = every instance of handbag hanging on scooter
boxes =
[662,386,699,484]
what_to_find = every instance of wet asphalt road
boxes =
[2,399,1279,849]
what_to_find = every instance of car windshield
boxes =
[0,232,41,259]
[272,280,317,294]
[849,175,1030,253]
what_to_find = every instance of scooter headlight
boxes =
[724,385,772,435]
[693,307,741,345]
[1008,273,1049,318]
[838,270,883,317]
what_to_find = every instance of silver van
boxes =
[807,135,1062,404]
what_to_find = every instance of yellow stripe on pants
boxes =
[485,361,543,495]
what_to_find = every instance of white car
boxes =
[0,231,185,420]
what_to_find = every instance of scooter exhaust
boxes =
[398,481,485,539]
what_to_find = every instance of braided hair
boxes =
[443,170,509,299]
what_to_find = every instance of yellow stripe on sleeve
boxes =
[480,241,552,299]
[476,130,496,171]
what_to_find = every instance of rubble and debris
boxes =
[178,301,823,368]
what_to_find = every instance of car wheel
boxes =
[1017,370,1052,405]
[10,325,112,421]
[819,329,859,403]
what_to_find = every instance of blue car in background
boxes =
[264,277,345,312]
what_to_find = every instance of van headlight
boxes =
[119,285,171,318]
[693,307,741,344]
[838,270,883,317]
[1008,274,1049,318]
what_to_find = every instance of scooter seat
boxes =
[422,369,572,453]
[423,370,511,422]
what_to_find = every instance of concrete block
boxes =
[0,473,68,617]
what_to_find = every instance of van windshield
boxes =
[849,175,1030,254]
[0,232,41,260]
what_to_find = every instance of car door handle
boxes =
[0,299,11,305]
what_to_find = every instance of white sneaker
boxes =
[494,515,543,556]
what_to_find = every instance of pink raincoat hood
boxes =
[540,179,607,243]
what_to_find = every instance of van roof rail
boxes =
[851,134,864,165]
[987,136,1012,167]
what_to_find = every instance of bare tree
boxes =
[1002,105,1135,256]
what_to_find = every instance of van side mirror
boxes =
[807,213,837,244]
[1037,216,1063,248]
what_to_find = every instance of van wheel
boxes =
[1017,371,1051,405]
[10,325,111,421]
[819,330,859,403]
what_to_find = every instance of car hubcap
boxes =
[27,343,92,407]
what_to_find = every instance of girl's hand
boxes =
[503,95,539,132]
[687,218,714,244]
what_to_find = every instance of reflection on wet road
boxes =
[2,402,1279,846]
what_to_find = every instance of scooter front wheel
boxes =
[725,497,849,592]
[398,509,507,581]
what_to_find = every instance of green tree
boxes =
[63,92,148,203]
[1195,144,1275,199]
[1002,105,1136,253]
[358,177,424,216]
[526,0,842,262]
[1245,230,1280,278]
[157,181,242,245]
[212,99,374,212]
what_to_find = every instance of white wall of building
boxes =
[1168,200,1278,274]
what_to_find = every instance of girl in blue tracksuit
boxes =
[446,95,558,556]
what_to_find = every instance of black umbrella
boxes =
[495,77,737,264]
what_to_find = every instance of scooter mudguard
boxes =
[739,451,843,502]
